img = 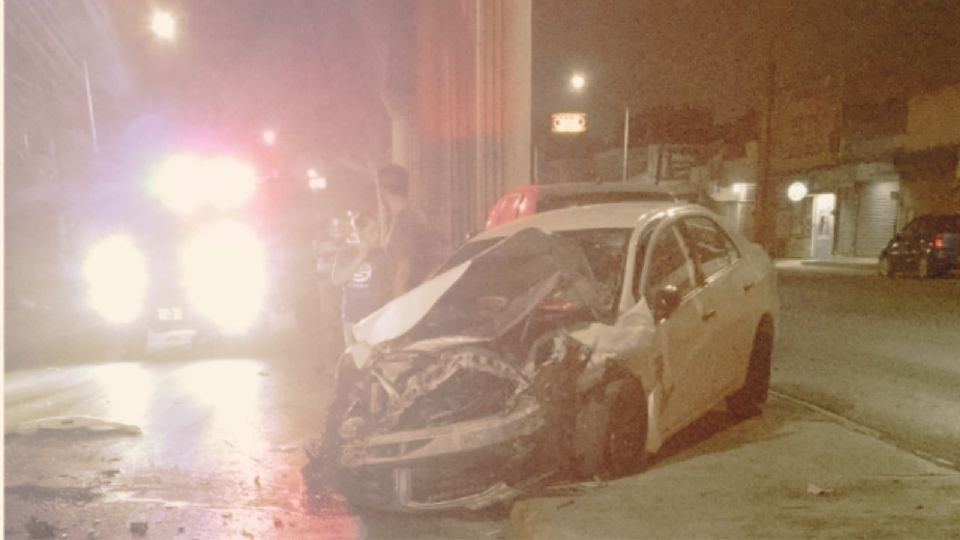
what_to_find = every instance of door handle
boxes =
[743,281,755,292]
[701,309,717,321]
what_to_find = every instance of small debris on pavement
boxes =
[25,517,57,539]
[221,512,232,519]
[273,516,284,529]
[129,522,148,536]
[556,499,575,509]
[100,469,121,478]
[12,416,142,436]
[806,483,834,496]
[242,531,254,539]
[254,476,261,489]
[177,526,185,534]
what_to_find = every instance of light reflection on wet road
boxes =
[4,351,505,538]
[4,353,359,538]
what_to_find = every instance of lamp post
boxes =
[150,10,177,41]
[570,74,630,182]
[261,129,277,147]
[83,9,177,154]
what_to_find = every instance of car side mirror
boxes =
[653,285,681,321]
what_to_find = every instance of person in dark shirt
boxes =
[376,164,441,298]
[331,213,387,346]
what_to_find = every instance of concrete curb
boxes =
[799,260,877,271]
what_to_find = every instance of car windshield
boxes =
[924,215,960,233]
[402,227,631,343]
[443,227,632,308]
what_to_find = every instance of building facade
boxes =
[357,0,532,247]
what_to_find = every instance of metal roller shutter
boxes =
[854,180,900,257]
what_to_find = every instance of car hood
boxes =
[351,227,606,367]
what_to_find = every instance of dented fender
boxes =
[568,297,661,395]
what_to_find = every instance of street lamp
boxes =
[261,129,276,147]
[570,73,586,91]
[150,10,177,41]
[569,73,630,182]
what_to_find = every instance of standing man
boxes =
[331,213,387,347]
[376,164,439,298]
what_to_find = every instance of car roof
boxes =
[475,201,700,240]
[523,182,677,198]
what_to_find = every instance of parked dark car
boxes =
[879,214,960,278]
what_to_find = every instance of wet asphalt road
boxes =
[4,335,509,539]
[773,267,960,468]
[5,268,959,538]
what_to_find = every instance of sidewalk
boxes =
[508,395,960,539]
[775,256,877,272]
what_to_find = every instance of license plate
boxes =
[157,307,184,321]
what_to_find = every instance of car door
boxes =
[889,218,922,270]
[639,222,714,434]
[677,216,753,398]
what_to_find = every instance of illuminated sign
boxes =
[551,112,587,134]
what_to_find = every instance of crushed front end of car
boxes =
[313,228,621,512]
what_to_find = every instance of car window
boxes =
[679,216,740,282]
[902,217,926,237]
[928,215,960,233]
[643,224,695,302]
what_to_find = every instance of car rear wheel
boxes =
[602,379,648,478]
[878,256,894,277]
[726,317,773,420]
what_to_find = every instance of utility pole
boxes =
[82,59,99,154]
[622,106,630,182]
[754,56,777,251]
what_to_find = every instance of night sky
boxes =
[534,0,960,141]
[92,1,960,160]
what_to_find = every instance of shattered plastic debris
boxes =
[806,483,834,496]
[10,416,142,436]
[25,517,56,539]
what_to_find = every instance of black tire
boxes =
[602,379,648,478]
[878,255,894,277]
[726,317,773,420]
[917,256,932,279]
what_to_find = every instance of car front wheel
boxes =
[602,379,649,478]
[726,317,773,420]
[878,255,894,277]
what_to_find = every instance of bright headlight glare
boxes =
[181,220,266,334]
[151,154,258,214]
[84,235,148,324]
[204,157,257,209]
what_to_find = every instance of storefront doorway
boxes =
[811,193,836,259]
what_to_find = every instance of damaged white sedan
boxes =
[317,202,778,512]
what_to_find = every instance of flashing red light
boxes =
[933,234,945,250]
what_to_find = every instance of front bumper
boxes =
[336,395,545,511]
